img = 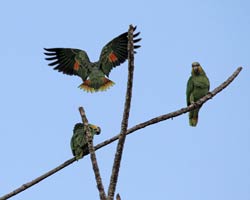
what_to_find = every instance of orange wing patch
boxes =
[74,61,80,71]
[108,52,118,63]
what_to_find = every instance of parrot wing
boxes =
[194,75,210,90]
[44,48,91,80]
[98,26,141,76]
[186,76,194,106]
[70,135,76,156]
[71,123,87,159]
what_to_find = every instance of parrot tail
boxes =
[78,78,115,93]
[98,78,115,92]
[189,109,199,127]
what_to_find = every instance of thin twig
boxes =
[116,193,121,200]
[78,107,106,200]
[107,25,135,200]
[0,66,242,200]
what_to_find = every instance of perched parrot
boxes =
[70,123,101,160]
[186,62,210,127]
[44,27,141,92]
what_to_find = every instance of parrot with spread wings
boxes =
[71,123,101,160]
[186,62,210,127]
[44,27,141,92]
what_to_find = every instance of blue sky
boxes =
[1,0,249,199]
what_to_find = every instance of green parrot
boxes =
[70,123,101,160]
[44,27,141,92]
[186,62,210,127]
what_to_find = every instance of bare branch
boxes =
[95,66,243,150]
[107,24,135,200]
[0,158,76,200]
[79,107,106,200]
[0,66,242,200]
[116,193,121,200]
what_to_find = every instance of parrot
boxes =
[70,123,101,160]
[186,62,210,127]
[44,27,141,92]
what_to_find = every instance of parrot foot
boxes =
[207,91,213,99]
[191,101,200,109]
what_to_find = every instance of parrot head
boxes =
[192,62,201,74]
[88,124,101,135]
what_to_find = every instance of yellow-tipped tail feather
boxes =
[189,110,199,127]
[78,78,115,93]
[99,78,115,91]
[78,84,96,93]
[189,117,198,127]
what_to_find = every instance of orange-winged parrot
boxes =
[186,62,210,126]
[71,123,101,160]
[44,27,141,92]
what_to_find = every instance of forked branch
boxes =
[0,66,242,200]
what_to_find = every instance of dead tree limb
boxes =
[79,107,106,200]
[0,66,242,200]
[107,24,135,200]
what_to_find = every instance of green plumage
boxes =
[44,27,141,92]
[186,62,210,126]
[87,68,107,90]
[70,123,101,160]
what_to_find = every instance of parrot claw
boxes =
[191,101,200,108]
[207,91,213,99]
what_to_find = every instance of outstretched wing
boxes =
[99,26,141,76]
[44,48,91,80]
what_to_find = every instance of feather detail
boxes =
[108,52,119,62]
[189,116,198,127]
[74,61,80,71]
[99,78,115,91]
[78,78,115,93]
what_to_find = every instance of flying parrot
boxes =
[44,27,141,92]
[70,123,101,160]
[186,62,210,127]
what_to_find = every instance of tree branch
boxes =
[0,66,242,200]
[95,66,243,150]
[107,25,135,200]
[0,158,76,200]
[116,193,121,200]
[78,107,106,200]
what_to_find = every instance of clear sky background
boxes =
[1,0,249,199]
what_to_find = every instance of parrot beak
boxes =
[192,62,200,74]
[193,66,199,73]
[89,124,101,135]
[95,127,101,135]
